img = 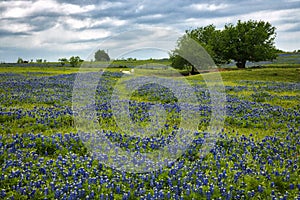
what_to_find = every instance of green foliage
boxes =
[186,24,229,65]
[17,57,23,63]
[58,58,68,66]
[126,57,136,61]
[36,59,43,63]
[222,20,277,68]
[251,91,273,102]
[169,53,191,71]
[170,34,215,74]
[171,20,278,70]
[94,49,110,61]
[0,66,299,199]
[170,24,228,72]
[69,56,82,67]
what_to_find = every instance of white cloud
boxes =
[184,8,300,30]
[88,26,180,60]
[276,31,300,51]
[138,14,165,20]
[184,17,228,28]
[135,4,144,13]
[1,0,300,62]
[238,8,300,23]
[276,23,299,32]
[0,23,111,52]
[0,20,33,33]
[61,17,128,30]
[190,3,229,11]
[77,29,111,41]
[34,24,111,45]
[61,3,95,15]
[95,1,124,10]
[0,0,96,18]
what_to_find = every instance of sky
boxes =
[0,0,299,62]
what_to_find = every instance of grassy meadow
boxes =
[0,57,299,199]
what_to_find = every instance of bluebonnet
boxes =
[0,72,299,199]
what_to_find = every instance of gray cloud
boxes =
[0,30,31,36]
[0,0,299,62]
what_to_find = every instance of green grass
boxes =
[0,64,299,199]
[1,65,299,138]
[263,63,300,68]
[184,66,300,137]
[219,68,300,82]
[3,64,299,82]
[0,66,98,75]
[86,59,171,67]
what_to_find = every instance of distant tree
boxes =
[58,58,68,66]
[275,49,285,53]
[43,59,47,63]
[126,57,137,61]
[36,59,42,63]
[69,56,82,67]
[94,49,110,61]
[17,57,23,63]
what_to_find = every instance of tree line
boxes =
[16,56,84,67]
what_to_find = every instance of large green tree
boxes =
[94,49,110,61]
[170,33,217,74]
[222,20,277,68]
[170,24,228,73]
[170,20,277,70]
[186,24,229,65]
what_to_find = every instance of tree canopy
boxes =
[94,49,110,62]
[170,20,277,70]
[222,20,277,68]
[17,57,23,63]
[69,56,82,67]
[58,58,68,66]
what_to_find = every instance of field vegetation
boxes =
[0,52,299,199]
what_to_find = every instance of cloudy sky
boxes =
[0,0,299,62]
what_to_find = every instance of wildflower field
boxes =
[0,65,299,199]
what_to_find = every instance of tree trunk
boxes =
[191,66,199,75]
[236,60,246,68]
